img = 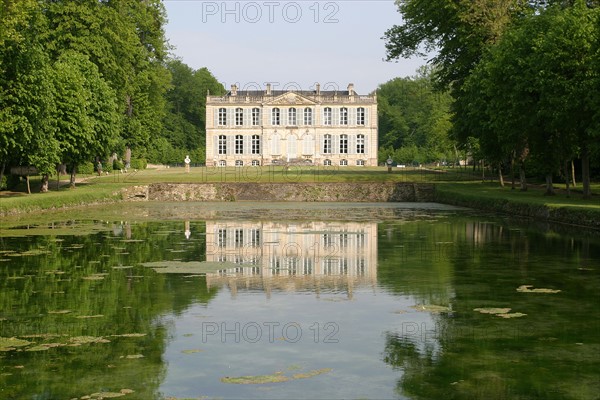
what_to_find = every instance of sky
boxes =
[163,0,429,94]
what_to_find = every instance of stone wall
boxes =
[121,182,436,202]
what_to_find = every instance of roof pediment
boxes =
[264,91,317,106]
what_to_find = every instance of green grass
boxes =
[436,182,600,211]
[1,167,598,222]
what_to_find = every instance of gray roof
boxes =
[228,90,355,97]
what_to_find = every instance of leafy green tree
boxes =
[377,69,453,165]
[52,52,119,187]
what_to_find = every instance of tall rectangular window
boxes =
[304,107,312,125]
[357,134,365,154]
[340,107,348,125]
[218,108,227,126]
[323,107,332,125]
[252,108,260,126]
[288,108,297,125]
[235,135,243,154]
[235,108,243,126]
[340,134,348,154]
[271,108,280,125]
[251,135,260,154]
[323,134,332,154]
[218,135,227,155]
[357,107,365,125]
[217,228,227,248]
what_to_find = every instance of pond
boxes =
[0,202,598,400]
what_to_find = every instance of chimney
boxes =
[316,83,320,95]
[266,83,271,95]
[347,83,354,96]
[231,84,238,96]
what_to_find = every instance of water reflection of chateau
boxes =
[205,221,377,297]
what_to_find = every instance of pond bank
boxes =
[121,182,436,202]
[435,185,600,230]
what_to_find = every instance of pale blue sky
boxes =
[163,0,428,94]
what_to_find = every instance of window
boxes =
[235,108,243,126]
[356,159,365,166]
[251,135,260,154]
[219,160,226,167]
[235,160,243,167]
[217,229,227,247]
[235,135,243,154]
[304,107,312,125]
[323,134,332,154]
[340,159,348,166]
[250,229,261,247]
[218,108,227,126]
[252,108,260,126]
[218,135,227,155]
[357,107,365,125]
[340,134,348,154]
[323,159,332,166]
[323,107,332,125]
[303,133,314,155]
[251,159,260,166]
[235,229,243,248]
[340,107,348,125]
[271,108,280,125]
[357,134,365,154]
[288,108,297,125]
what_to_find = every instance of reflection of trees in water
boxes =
[0,221,218,399]
[380,219,600,400]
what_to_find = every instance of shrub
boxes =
[113,159,124,171]
[130,158,147,170]
[77,162,95,175]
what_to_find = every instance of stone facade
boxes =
[205,83,378,167]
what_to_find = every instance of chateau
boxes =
[205,83,378,166]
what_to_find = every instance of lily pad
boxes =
[517,285,561,293]
[141,260,237,274]
[76,315,104,319]
[122,354,144,359]
[221,373,289,384]
[181,349,203,354]
[411,304,451,313]
[48,310,72,314]
[111,333,146,338]
[70,336,110,345]
[474,308,512,315]
[0,337,31,351]
[292,368,332,380]
[497,312,527,318]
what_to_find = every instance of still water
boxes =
[0,202,598,400]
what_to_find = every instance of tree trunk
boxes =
[571,160,576,187]
[498,163,504,187]
[57,163,67,175]
[519,163,527,191]
[481,160,485,182]
[510,151,516,190]
[40,174,49,193]
[26,175,31,194]
[70,164,76,188]
[0,161,5,190]
[582,147,591,199]
[564,161,570,198]
[544,173,555,196]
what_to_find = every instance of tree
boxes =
[377,69,454,165]
[52,52,119,187]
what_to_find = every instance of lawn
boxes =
[1,166,598,218]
